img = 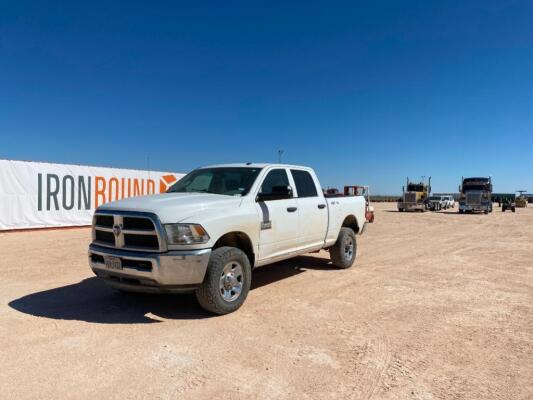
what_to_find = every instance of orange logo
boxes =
[160,174,178,193]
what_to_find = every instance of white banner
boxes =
[0,159,185,230]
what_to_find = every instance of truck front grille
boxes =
[123,217,154,230]
[95,215,114,228]
[124,233,159,249]
[95,230,115,245]
[405,193,417,203]
[466,192,482,205]
[92,212,164,252]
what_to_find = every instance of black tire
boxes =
[330,227,357,269]
[459,209,464,214]
[398,208,404,212]
[512,207,516,213]
[195,247,252,315]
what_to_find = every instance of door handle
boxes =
[318,204,326,209]
[287,207,298,212]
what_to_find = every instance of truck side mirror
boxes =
[256,185,293,202]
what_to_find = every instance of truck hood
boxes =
[98,192,242,223]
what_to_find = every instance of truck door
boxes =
[254,168,300,260]
[290,169,328,250]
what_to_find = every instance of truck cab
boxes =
[459,177,493,214]
[397,177,431,212]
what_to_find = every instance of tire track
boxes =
[357,330,392,400]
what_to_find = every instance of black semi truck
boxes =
[458,177,493,214]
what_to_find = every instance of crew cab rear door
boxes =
[290,168,328,250]
[254,168,300,260]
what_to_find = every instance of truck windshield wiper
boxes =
[167,189,213,194]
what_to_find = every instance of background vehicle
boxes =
[443,195,455,208]
[515,190,528,208]
[89,164,367,315]
[502,199,516,212]
[397,177,431,212]
[458,177,493,214]
[428,195,446,211]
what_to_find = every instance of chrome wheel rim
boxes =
[219,261,244,302]
[343,236,354,262]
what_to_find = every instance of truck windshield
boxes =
[167,167,262,196]
[429,196,440,200]
[463,184,488,192]
[407,184,424,192]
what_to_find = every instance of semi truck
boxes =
[397,177,431,212]
[458,177,493,214]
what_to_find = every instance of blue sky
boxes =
[1,1,532,194]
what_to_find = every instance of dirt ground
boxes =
[1,202,532,400]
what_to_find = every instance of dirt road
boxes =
[1,203,532,399]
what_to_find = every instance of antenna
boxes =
[278,149,284,163]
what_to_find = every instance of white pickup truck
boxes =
[89,163,367,314]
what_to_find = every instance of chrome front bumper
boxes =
[398,202,426,211]
[459,203,490,212]
[89,244,211,293]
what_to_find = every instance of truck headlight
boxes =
[164,224,210,245]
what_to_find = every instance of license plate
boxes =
[104,256,122,270]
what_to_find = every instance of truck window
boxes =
[261,169,290,195]
[187,173,213,192]
[462,184,488,192]
[407,184,424,192]
[168,167,261,196]
[290,169,318,198]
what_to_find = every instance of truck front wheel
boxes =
[196,247,252,315]
[330,227,357,269]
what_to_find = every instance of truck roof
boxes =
[201,163,313,170]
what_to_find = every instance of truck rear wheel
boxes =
[330,227,357,269]
[195,247,251,315]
